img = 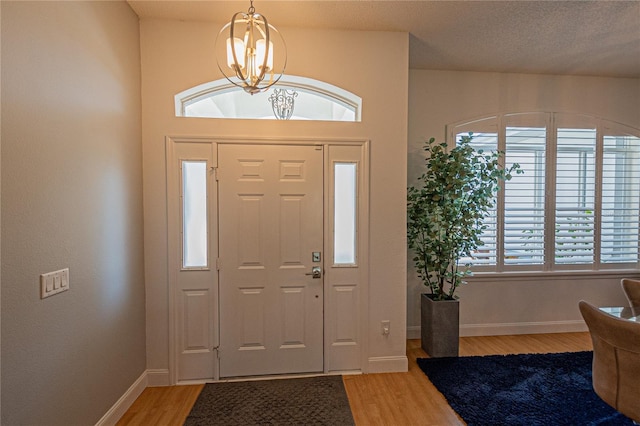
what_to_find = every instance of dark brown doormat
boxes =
[184,375,355,426]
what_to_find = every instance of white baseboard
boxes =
[146,368,171,387]
[407,326,421,340]
[407,320,588,339]
[367,356,408,373]
[95,369,171,426]
[460,320,587,336]
[95,371,147,426]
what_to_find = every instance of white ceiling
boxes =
[128,0,640,78]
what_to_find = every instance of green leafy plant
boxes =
[407,134,521,300]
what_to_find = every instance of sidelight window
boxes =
[182,161,208,268]
[334,163,357,265]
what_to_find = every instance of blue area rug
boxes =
[418,351,634,426]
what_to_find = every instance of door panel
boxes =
[219,144,324,377]
[183,290,210,350]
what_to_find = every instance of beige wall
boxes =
[140,19,409,374]
[408,70,640,337]
[1,2,145,424]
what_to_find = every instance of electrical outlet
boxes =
[41,268,69,299]
[381,320,390,335]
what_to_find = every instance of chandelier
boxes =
[215,1,287,95]
[268,88,298,120]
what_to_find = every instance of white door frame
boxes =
[166,136,370,384]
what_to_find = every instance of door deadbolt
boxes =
[305,266,322,279]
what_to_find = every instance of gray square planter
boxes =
[421,293,460,357]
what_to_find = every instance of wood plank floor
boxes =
[117,332,592,426]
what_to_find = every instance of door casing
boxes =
[166,136,369,383]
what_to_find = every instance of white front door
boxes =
[218,144,324,377]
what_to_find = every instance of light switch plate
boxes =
[41,268,69,299]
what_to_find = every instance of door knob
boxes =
[305,266,322,279]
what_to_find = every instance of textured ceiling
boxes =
[128,0,640,78]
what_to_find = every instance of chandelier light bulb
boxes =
[226,37,245,69]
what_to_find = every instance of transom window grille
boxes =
[452,113,640,272]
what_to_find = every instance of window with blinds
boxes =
[458,132,499,266]
[504,127,546,266]
[448,113,640,272]
[601,134,640,264]
[555,128,596,265]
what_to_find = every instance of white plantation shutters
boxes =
[601,132,640,265]
[504,126,546,267]
[554,128,596,265]
[459,132,499,266]
[449,113,640,272]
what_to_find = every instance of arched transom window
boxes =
[175,75,361,122]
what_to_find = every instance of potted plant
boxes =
[407,133,520,357]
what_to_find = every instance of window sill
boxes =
[466,268,640,283]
